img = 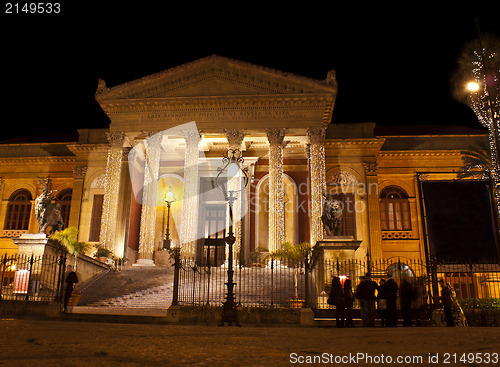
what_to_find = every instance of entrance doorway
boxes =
[201,204,226,266]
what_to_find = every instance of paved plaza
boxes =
[0,319,498,366]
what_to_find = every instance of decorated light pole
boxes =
[216,149,249,327]
[163,187,175,250]
[459,28,500,218]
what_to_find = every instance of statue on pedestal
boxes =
[35,188,64,235]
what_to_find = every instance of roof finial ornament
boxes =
[96,78,110,95]
[325,70,338,87]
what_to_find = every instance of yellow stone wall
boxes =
[0,128,488,266]
[0,154,76,255]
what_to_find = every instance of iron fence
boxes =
[0,253,66,302]
[309,258,429,309]
[174,255,500,310]
[433,259,500,300]
[176,257,306,308]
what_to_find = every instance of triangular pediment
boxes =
[96,55,337,100]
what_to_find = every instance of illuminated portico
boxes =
[95,55,337,265]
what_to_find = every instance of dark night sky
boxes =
[2,3,500,140]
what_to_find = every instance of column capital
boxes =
[182,129,201,147]
[106,131,125,148]
[363,162,378,176]
[266,128,285,146]
[73,166,88,180]
[224,129,245,149]
[145,132,163,147]
[306,127,327,145]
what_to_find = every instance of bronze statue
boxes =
[322,194,343,236]
[35,188,64,234]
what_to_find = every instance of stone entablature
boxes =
[96,55,337,135]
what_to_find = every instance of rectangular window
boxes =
[380,199,411,231]
[89,194,104,242]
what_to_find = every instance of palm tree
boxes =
[458,141,493,180]
[50,227,91,272]
[269,241,312,300]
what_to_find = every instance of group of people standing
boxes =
[328,273,416,328]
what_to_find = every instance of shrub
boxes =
[458,298,500,310]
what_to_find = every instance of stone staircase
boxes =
[72,266,175,313]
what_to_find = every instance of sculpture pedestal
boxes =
[13,233,60,258]
[314,237,361,263]
[311,238,362,309]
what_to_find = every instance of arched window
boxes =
[380,186,411,231]
[4,189,32,230]
[56,189,72,229]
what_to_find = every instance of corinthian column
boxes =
[138,132,162,261]
[100,132,125,253]
[225,129,245,261]
[266,128,285,253]
[180,130,200,258]
[307,127,327,246]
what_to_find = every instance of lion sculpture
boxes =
[35,188,64,234]
[321,195,343,236]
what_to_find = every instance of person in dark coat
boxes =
[439,279,454,327]
[400,278,415,327]
[343,278,355,328]
[329,276,345,328]
[384,276,399,327]
[377,279,387,327]
[63,266,79,312]
[355,273,378,327]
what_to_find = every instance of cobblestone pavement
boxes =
[0,319,499,366]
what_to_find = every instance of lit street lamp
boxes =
[163,187,175,250]
[216,149,249,327]
[467,81,480,92]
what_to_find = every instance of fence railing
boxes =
[309,258,429,309]
[176,257,307,308]
[433,260,500,300]
[0,253,66,302]
[174,255,500,309]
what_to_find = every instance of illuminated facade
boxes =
[0,56,493,269]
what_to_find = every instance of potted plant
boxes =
[116,257,128,271]
[249,247,265,267]
[67,290,81,308]
[269,241,312,308]
[95,245,112,263]
[50,227,91,272]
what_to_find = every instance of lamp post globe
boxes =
[163,187,175,250]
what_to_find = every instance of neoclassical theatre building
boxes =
[0,55,493,268]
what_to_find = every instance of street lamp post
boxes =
[216,149,249,327]
[163,187,175,250]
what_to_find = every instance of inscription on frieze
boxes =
[139,109,306,123]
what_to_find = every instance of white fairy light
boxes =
[138,133,162,259]
[266,128,285,253]
[307,127,327,246]
[465,43,500,216]
[179,130,200,258]
[100,132,125,254]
